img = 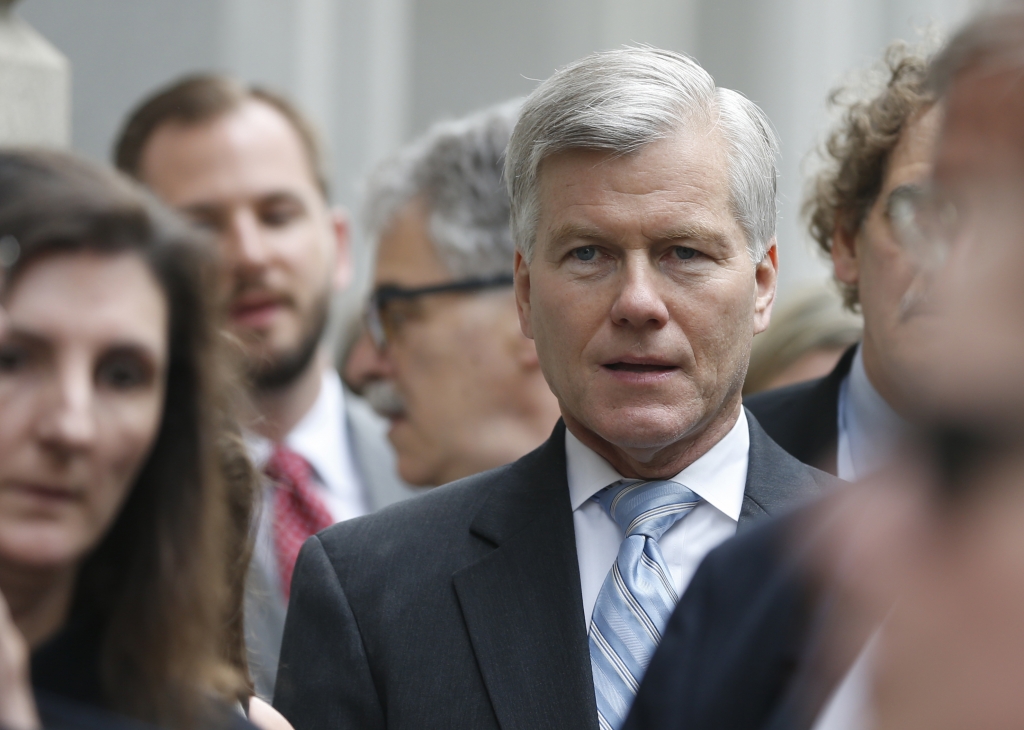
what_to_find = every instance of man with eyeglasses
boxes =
[343,100,562,487]
[745,43,943,484]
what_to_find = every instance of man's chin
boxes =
[576,406,701,455]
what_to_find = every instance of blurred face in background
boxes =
[0,252,167,575]
[831,105,943,413]
[138,99,350,390]
[514,128,777,476]
[345,198,555,486]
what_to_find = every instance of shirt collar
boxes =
[565,409,749,521]
[840,346,909,478]
[246,368,349,496]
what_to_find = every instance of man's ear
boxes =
[753,240,779,335]
[330,207,353,290]
[513,249,534,340]
[832,224,860,288]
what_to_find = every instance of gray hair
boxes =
[362,99,520,279]
[505,47,780,262]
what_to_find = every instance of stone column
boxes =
[0,0,69,146]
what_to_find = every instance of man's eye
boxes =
[261,205,301,227]
[573,246,598,262]
[674,246,697,260]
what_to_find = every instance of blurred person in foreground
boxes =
[852,5,1024,728]
[743,285,862,396]
[624,42,943,730]
[114,76,415,698]
[343,100,561,486]
[0,149,257,729]
[274,47,833,730]
[746,45,940,478]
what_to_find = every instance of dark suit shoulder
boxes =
[742,346,857,474]
[313,464,507,582]
[740,411,842,528]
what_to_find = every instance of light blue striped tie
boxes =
[588,479,701,730]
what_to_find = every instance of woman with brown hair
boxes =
[0,148,270,729]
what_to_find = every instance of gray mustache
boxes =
[363,380,407,419]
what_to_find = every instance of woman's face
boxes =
[0,252,168,573]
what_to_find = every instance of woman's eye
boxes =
[573,246,598,262]
[97,355,151,390]
[674,246,697,260]
[0,345,28,373]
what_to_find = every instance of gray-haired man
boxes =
[274,48,833,730]
[344,100,562,487]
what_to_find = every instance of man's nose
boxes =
[609,258,671,329]
[37,361,97,454]
[343,327,395,393]
[226,209,271,272]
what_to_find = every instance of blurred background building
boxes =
[13,0,974,312]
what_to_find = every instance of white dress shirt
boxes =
[815,348,909,730]
[567,410,750,628]
[247,368,370,522]
[836,347,909,482]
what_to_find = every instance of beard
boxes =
[247,288,330,392]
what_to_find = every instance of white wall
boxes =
[17,0,975,307]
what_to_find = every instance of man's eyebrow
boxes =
[655,223,727,245]
[257,190,305,205]
[546,222,608,246]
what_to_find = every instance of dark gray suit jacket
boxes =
[273,413,832,730]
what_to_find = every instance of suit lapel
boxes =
[453,421,598,730]
[796,344,857,474]
[739,410,827,530]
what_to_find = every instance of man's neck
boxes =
[248,349,328,442]
[564,399,743,480]
[859,337,908,419]
[0,562,77,648]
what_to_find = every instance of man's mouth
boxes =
[602,357,679,374]
[604,362,678,373]
[230,294,286,327]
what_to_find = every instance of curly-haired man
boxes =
[746,42,941,481]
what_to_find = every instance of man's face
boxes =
[345,199,545,486]
[831,106,942,413]
[514,128,777,474]
[138,100,350,389]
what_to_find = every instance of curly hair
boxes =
[805,41,936,309]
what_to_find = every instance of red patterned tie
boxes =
[265,444,335,600]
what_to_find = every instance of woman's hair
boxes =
[0,149,248,727]
[804,41,936,309]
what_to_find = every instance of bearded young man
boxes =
[115,76,415,699]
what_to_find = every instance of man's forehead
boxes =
[533,129,736,240]
[374,198,449,287]
[139,99,321,205]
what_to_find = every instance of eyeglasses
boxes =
[363,274,514,350]
[887,184,959,270]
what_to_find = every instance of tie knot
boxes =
[595,479,700,541]
[265,444,313,491]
